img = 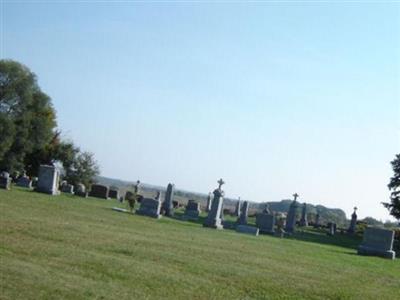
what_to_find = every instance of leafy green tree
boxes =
[0,59,56,174]
[64,151,100,188]
[383,154,400,220]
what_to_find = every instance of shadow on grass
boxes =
[287,228,362,250]
[106,204,362,251]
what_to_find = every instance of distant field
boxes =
[1,188,399,300]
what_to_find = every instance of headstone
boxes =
[358,227,396,260]
[314,213,321,228]
[36,165,60,195]
[234,199,241,217]
[237,201,249,225]
[0,172,11,190]
[162,183,175,217]
[75,183,88,197]
[236,225,259,236]
[203,179,225,229]
[61,183,74,194]
[299,203,308,226]
[109,189,119,199]
[285,193,299,233]
[89,184,109,199]
[206,192,212,212]
[136,197,162,219]
[327,222,336,236]
[256,206,275,234]
[184,200,201,220]
[348,207,358,234]
[16,175,32,189]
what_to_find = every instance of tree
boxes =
[0,60,56,174]
[64,151,100,188]
[382,154,400,220]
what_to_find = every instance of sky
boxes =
[1,1,399,221]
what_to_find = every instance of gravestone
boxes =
[206,192,212,212]
[162,183,175,217]
[237,201,249,225]
[299,203,308,226]
[36,165,60,195]
[137,197,162,219]
[203,179,225,229]
[184,200,201,220]
[61,183,74,194]
[358,227,396,260]
[0,172,11,190]
[285,193,299,233]
[327,222,336,236]
[348,207,358,234]
[314,213,321,228]
[256,204,275,234]
[234,199,241,217]
[236,225,259,236]
[16,174,32,189]
[109,189,119,199]
[75,183,88,197]
[89,184,109,199]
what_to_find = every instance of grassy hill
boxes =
[1,188,399,300]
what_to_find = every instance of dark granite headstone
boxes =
[327,222,336,236]
[237,201,249,225]
[285,194,299,233]
[89,184,109,199]
[75,183,88,197]
[184,200,201,220]
[61,183,74,194]
[136,197,161,218]
[16,176,32,189]
[358,227,396,259]
[256,212,275,234]
[314,213,321,228]
[162,183,175,217]
[109,189,119,199]
[299,203,308,226]
[234,200,241,217]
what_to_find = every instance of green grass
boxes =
[1,188,399,300]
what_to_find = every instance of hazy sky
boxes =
[2,1,399,221]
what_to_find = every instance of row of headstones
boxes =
[0,171,37,190]
[2,169,395,260]
[0,165,125,200]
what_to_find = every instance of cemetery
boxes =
[1,176,399,299]
[1,5,399,299]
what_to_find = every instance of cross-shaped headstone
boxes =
[217,178,225,189]
[293,193,299,201]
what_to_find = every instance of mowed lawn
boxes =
[0,188,399,300]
